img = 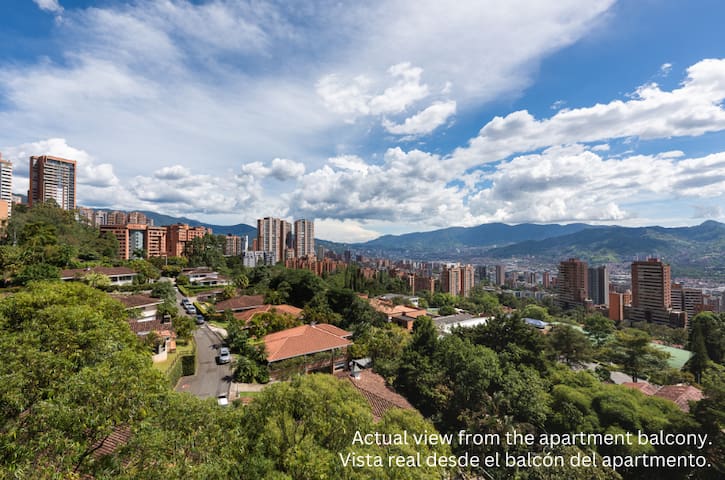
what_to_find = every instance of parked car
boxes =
[195,314,205,325]
[218,347,231,364]
[181,297,191,306]
[217,393,229,406]
[185,304,197,315]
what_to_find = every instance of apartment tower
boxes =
[28,155,77,210]
[587,265,610,306]
[556,258,589,309]
[0,154,12,218]
[294,219,315,258]
[630,258,686,327]
[257,217,292,264]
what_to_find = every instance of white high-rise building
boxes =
[0,154,12,217]
[294,219,315,258]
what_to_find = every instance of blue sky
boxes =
[1,0,725,242]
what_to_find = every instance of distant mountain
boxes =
[351,222,594,258]
[486,221,725,279]
[139,211,257,238]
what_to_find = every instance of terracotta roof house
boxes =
[336,369,415,420]
[234,304,304,324]
[110,294,173,360]
[263,323,352,379]
[368,297,428,322]
[61,266,137,286]
[622,382,704,412]
[622,381,661,396]
[215,295,266,312]
[653,385,704,412]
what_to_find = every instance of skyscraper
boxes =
[440,264,475,297]
[0,153,12,218]
[28,155,77,210]
[257,217,292,264]
[630,258,685,327]
[495,265,505,286]
[294,219,315,258]
[556,258,588,309]
[587,265,609,306]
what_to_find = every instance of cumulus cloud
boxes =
[1,138,119,193]
[314,219,381,243]
[316,62,430,120]
[452,58,725,169]
[383,100,456,136]
[240,158,306,181]
[33,0,63,14]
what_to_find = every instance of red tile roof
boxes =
[654,385,704,412]
[215,295,265,312]
[264,323,352,363]
[622,382,660,396]
[336,370,415,420]
[233,304,304,324]
[621,382,704,412]
[90,425,132,459]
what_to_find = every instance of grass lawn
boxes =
[208,319,229,330]
[153,340,195,373]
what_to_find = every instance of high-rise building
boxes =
[495,265,505,286]
[100,223,167,260]
[542,271,551,289]
[671,283,705,320]
[0,154,12,219]
[166,223,211,257]
[294,219,315,258]
[556,258,588,309]
[28,155,77,210]
[630,258,685,327]
[257,217,293,264]
[440,264,475,297]
[224,234,243,256]
[588,265,610,306]
[609,290,632,322]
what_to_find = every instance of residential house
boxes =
[215,295,266,313]
[264,323,352,379]
[61,266,137,286]
[335,369,415,420]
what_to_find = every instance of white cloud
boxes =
[316,62,431,120]
[239,158,306,181]
[314,219,381,243]
[33,0,63,14]
[383,100,456,136]
[1,138,119,193]
[660,62,673,75]
[451,58,725,170]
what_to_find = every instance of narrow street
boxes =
[175,324,232,399]
[173,287,231,400]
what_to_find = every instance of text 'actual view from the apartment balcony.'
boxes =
[0,1,724,479]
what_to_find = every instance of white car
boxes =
[218,347,231,364]
[217,394,229,406]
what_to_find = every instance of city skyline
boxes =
[1,1,725,242]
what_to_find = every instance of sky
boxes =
[1,0,725,242]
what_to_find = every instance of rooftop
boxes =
[215,295,266,312]
[335,369,415,420]
[264,323,352,363]
[61,266,136,279]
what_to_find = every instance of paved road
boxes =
[174,287,232,399]
[176,324,232,399]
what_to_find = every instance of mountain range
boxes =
[138,210,725,280]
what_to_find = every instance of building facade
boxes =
[0,154,12,219]
[28,155,77,210]
[257,217,293,264]
[440,264,475,297]
[166,223,211,257]
[556,258,589,309]
[294,219,315,258]
[588,265,610,306]
[630,258,686,327]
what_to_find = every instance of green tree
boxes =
[584,313,616,347]
[549,324,593,366]
[606,328,670,383]
[521,304,552,322]
[83,271,111,289]
[688,312,724,364]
